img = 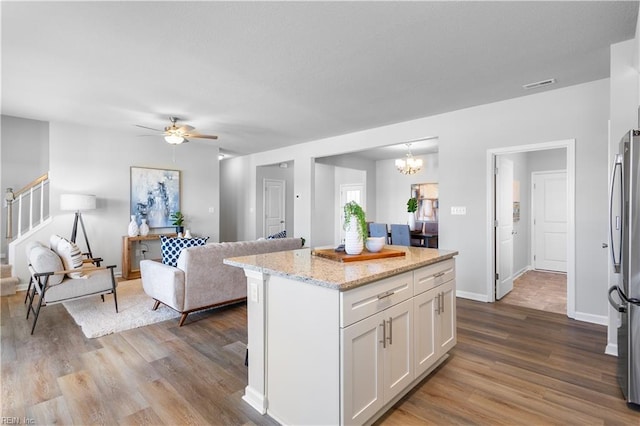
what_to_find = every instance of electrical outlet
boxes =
[451,206,467,215]
[250,282,259,303]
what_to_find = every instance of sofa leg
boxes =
[178,313,188,327]
[152,300,161,311]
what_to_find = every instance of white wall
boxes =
[8,121,220,284]
[313,163,335,246]
[220,79,611,321]
[1,115,50,258]
[375,153,438,225]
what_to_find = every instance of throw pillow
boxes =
[49,234,64,250]
[29,246,65,285]
[160,236,209,267]
[56,237,85,278]
[267,230,286,239]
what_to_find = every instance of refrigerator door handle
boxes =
[608,285,627,313]
[609,154,623,273]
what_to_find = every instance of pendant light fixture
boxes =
[395,143,423,175]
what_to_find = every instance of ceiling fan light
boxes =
[165,135,185,144]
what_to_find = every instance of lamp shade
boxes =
[60,194,96,211]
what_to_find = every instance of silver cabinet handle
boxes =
[435,294,441,314]
[387,317,393,345]
[377,290,395,300]
[434,272,445,278]
[380,320,386,348]
[440,292,445,314]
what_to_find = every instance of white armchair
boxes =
[25,238,118,335]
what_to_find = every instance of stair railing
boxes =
[5,173,50,242]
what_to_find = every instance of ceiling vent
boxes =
[522,78,556,90]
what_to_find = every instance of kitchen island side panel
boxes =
[266,274,341,425]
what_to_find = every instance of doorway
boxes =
[486,140,575,318]
[263,178,286,238]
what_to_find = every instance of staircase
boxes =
[1,264,19,296]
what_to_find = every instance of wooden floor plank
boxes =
[2,291,639,425]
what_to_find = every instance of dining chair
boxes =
[369,223,389,243]
[390,224,411,246]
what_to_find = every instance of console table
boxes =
[121,233,175,280]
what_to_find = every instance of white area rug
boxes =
[63,279,180,338]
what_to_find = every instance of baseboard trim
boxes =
[456,291,490,302]
[605,343,618,357]
[573,311,608,326]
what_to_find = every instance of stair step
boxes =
[1,276,19,296]
[1,264,12,279]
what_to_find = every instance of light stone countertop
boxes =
[224,246,458,291]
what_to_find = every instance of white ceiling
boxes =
[2,1,637,157]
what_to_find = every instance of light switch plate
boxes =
[451,206,467,215]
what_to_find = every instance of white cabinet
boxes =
[341,273,414,425]
[413,261,456,377]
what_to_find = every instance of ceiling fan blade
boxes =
[134,124,163,132]
[177,125,195,132]
[185,132,218,140]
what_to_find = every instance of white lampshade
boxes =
[164,134,185,144]
[60,194,96,211]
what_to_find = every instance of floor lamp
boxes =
[60,194,96,258]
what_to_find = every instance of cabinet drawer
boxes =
[413,259,455,295]
[340,271,413,328]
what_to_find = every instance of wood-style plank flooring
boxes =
[500,270,567,314]
[2,290,638,425]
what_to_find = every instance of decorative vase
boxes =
[344,216,363,255]
[408,212,416,231]
[184,229,192,238]
[128,215,139,237]
[139,218,149,236]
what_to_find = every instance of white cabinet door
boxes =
[413,280,457,377]
[413,287,438,377]
[382,299,414,402]
[341,312,384,425]
[437,280,457,355]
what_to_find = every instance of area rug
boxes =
[63,279,180,338]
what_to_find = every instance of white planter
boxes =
[408,212,416,231]
[344,216,363,255]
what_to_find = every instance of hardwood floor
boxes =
[500,270,567,314]
[2,291,638,425]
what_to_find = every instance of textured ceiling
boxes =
[2,1,637,157]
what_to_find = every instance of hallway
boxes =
[500,270,567,315]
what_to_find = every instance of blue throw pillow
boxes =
[160,235,209,267]
[267,230,286,239]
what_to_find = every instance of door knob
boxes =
[602,243,608,248]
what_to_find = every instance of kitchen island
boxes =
[224,246,458,426]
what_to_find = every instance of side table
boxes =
[122,233,176,280]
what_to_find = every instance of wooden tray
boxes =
[311,247,406,263]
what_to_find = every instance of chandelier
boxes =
[395,144,423,175]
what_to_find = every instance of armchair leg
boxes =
[30,295,45,335]
[25,285,37,319]
[24,276,33,304]
[152,300,161,311]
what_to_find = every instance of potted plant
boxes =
[170,211,185,235]
[407,197,418,231]
[343,201,367,255]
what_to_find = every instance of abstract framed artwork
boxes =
[130,167,180,228]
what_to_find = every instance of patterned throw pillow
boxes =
[267,230,286,239]
[56,237,85,278]
[160,236,209,267]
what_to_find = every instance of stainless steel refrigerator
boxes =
[608,129,640,407]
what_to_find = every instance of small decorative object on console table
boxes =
[407,197,418,231]
[343,201,367,255]
[170,211,185,235]
[139,218,150,236]
[128,215,139,237]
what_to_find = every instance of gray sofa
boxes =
[140,237,303,326]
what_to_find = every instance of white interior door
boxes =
[496,157,514,300]
[532,171,567,272]
[263,179,285,238]
[338,184,365,244]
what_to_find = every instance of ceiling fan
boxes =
[135,116,218,145]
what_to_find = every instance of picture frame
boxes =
[130,166,180,228]
[411,182,439,221]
